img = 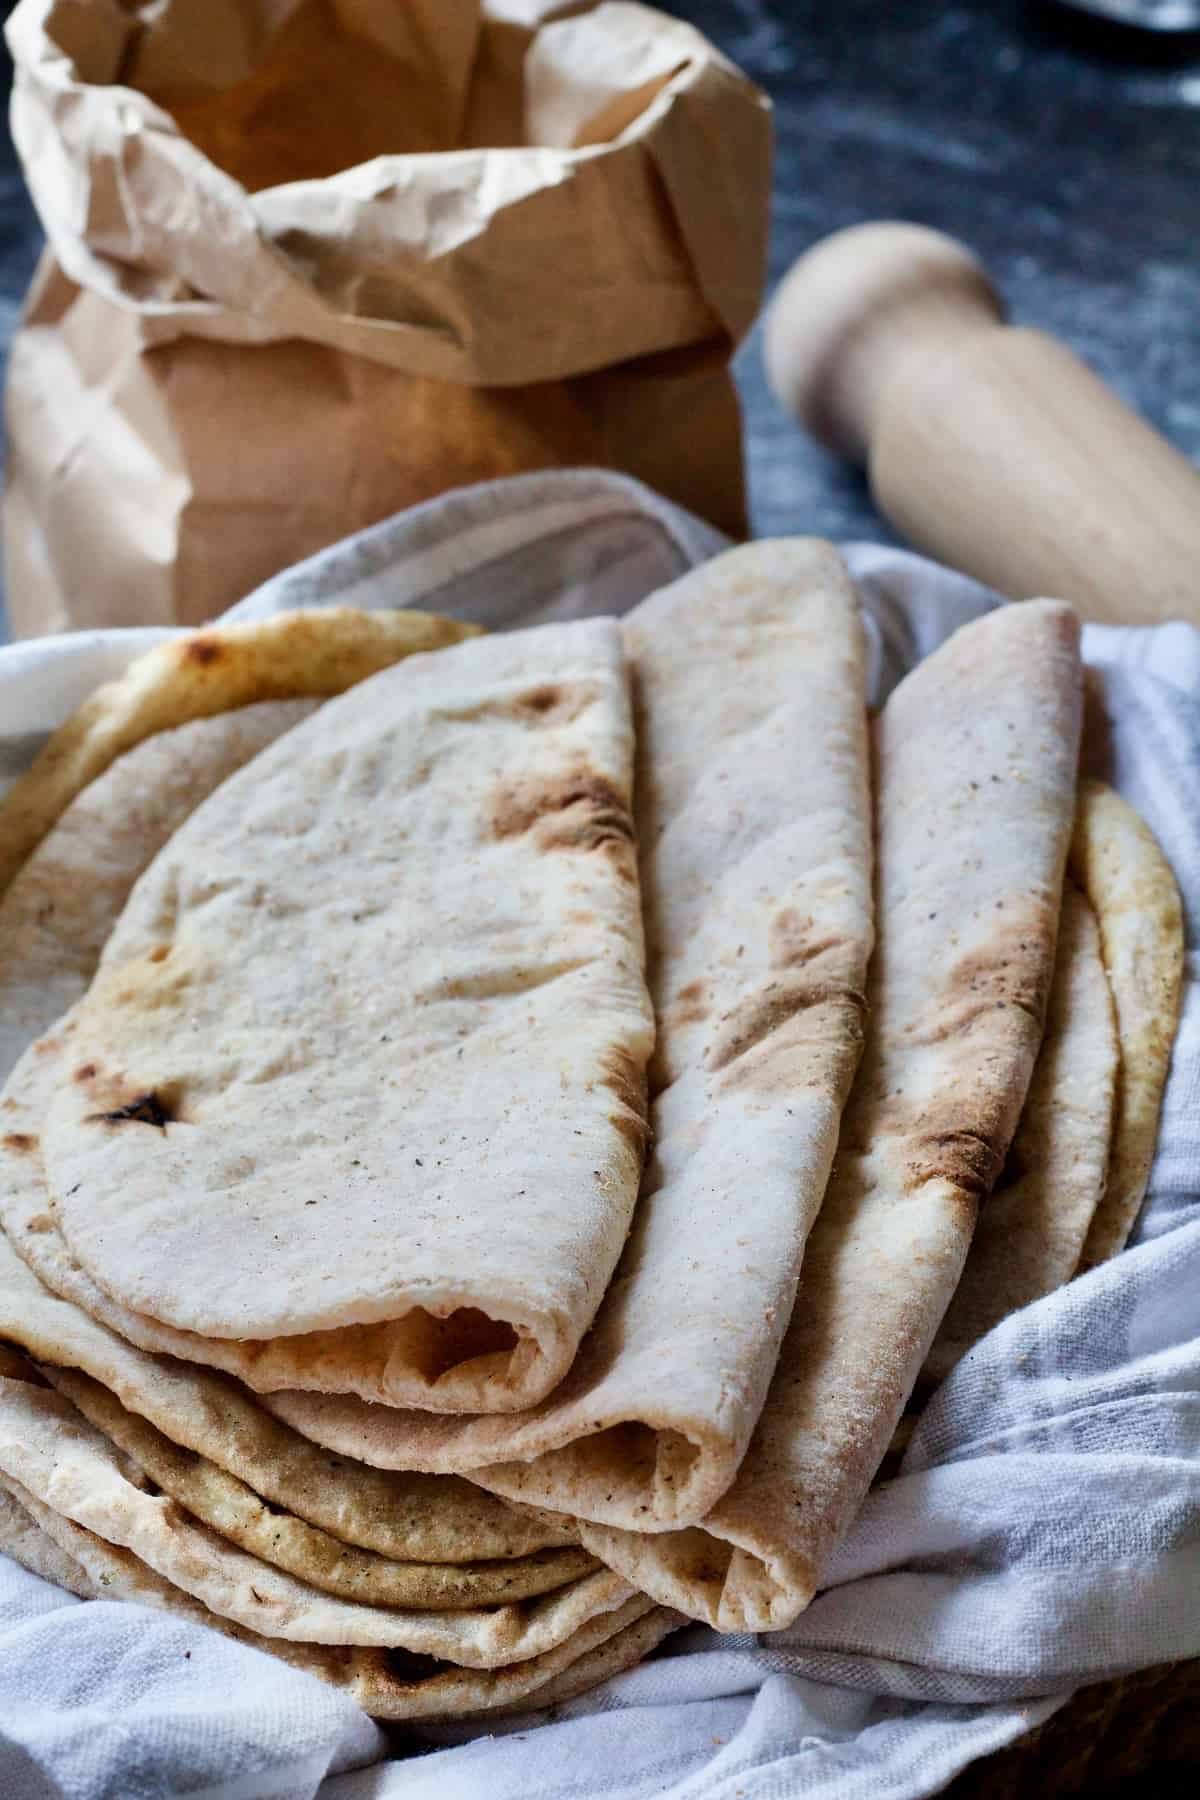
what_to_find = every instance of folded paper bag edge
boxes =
[5,0,772,385]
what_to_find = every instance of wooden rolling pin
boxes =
[764,222,1200,625]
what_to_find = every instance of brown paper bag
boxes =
[3,0,771,635]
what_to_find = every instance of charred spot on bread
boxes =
[183,636,224,667]
[490,761,635,860]
[88,1089,180,1131]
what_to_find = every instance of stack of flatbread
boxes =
[0,547,1183,1716]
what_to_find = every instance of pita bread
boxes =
[0,1230,575,1567]
[576,600,1084,1628]
[0,1477,674,1721]
[0,1374,634,1665]
[0,1482,94,1598]
[922,880,1118,1384]
[0,608,478,899]
[261,541,874,1531]
[31,619,653,1412]
[0,688,590,1579]
[490,1602,682,1715]
[1069,780,1184,1267]
[0,701,318,1086]
[46,1364,596,1608]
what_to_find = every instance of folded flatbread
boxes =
[46,1364,596,1609]
[257,540,875,1530]
[922,879,1117,1384]
[0,1229,576,1568]
[574,599,1084,1628]
[890,781,1180,1409]
[0,608,477,900]
[1069,780,1184,1268]
[0,1482,95,1598]
[2,540,871,1529]
[0,700,318,1085]
[15,619,653,1413]
[0,1477,677,1722]
[0,682,595,1598]
[0,1373,633,1666]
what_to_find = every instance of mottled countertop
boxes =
[705,0,1200,544]
[1,0,1197,625]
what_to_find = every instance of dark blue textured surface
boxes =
[0,1,1197,619]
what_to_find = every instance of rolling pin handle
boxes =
[762,221,1200,626]
[764,222,1004,463]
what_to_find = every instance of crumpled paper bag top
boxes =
[6,0,772,384]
